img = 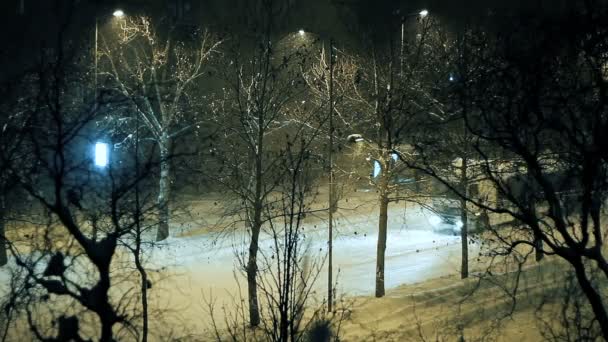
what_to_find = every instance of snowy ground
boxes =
[1,198,565,342]
[147,204,472,304]
[0,202,481,339]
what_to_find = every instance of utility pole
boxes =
[94,18,98,99]
[327,37,335,313]
[400,9,429,77]
[400,16,404,76]
[94,9,125,99]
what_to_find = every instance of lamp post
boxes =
[94,17,98,97]
[297,29,336,312]
[400,9,429,76]
[327,35,335,314]
[92,9,125,169]
[94,9,125,98]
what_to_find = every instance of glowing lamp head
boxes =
[298,29,305,36]
[94,142,109,168]
[419,9,429,18]
[113,9,125,17]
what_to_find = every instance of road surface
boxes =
[0,203,477,337]
[150,204,475,301]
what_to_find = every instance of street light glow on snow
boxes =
[113,9,124,17]
[419,9,429,18]
[94,142,109,168]
[298,29,305,36]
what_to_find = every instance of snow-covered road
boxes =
[0,203,476,336]
[150,204,473,300]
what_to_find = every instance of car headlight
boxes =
[428,215,442,226]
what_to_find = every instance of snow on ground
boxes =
[0,203,480,339]
[147,204,473,301]
[338,260,565,342]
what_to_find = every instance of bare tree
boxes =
[0,198,6,267]
[536,269,603,341]
[0,85,26,268]
[205,2,320,325]
[256,138,324,342]
[205,128,349,342]
[306,7,446,297]
[410,3,608,338]
[0,65,49,270]
[99,16,221,241]
[0,13,170,339]
[407,27,491,279]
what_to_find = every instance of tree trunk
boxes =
[327,38,335,313]
[529,195,543,262]
[414,169,421,193]
[375,173,389,297]
[156,135,171,241]
[135,256,148,342]
[95,256,118,342]
[572,258,608,339]
[247,216,261,327]
[534,232,544,261]
[0,195,6,267]
[460,197,469,279]
[0,213,7,267]
[460,158,469,279]
[246,90,266,326]
[134,122,148,342]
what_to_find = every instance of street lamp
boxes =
[400,9,430,76]
[319,32,336,314]
[92,9,125,169]
[298,28,336,312]
[94,142,110,168]
[95,9,126,98]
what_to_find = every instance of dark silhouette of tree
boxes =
[0,9,165,340]
[0,83,29,268]
[411,3,608,338]
[204,0,322,326]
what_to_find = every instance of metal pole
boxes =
[400,16,404,76]
[94,18,98,99]
[327,37,335,313]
